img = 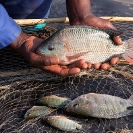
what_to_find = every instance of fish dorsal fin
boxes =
[64,25,123,39]
[99,28,123,38]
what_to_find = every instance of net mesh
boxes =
[1,22,133,133]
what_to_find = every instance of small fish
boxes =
[24,106,55,119]
[66,93,133,119]
[36,25,133,65]
[37,95,71,108]
[43,115,82,131]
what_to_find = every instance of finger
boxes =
[110,57,119,65]
[68,59,88,69]
[60,66,68,69]
[103,21,123,45]
[61,68,80,76]
[93,63,102,69]
[101,20,123,45]
[43,65,80,77]
[87,63,92,69]
[102,19,117,30]
[101,63,111,70]
[28,53,59,66]
[113,36,123,45]
[75,59,88,69]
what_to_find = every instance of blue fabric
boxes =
[0,4,21,49]
[21,23,47,33]
[0,0,53,19]
[0,0,53,49]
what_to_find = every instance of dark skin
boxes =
[66,0,122,70]
[9,33,87,77]
[9,0,122,77]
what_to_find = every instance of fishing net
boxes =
[1,22,133,133]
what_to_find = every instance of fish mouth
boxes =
[64,106,68,111]
[36,50,46,56]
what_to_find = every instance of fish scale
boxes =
[24,106,55,119]
[43,116,82,131]
[37,95,71,108]
[36,25,133,65]
[88,94,132,118]
[66,93,133,119]
[60,26,126,63]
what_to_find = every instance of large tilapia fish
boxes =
[65,93,133,119]
[36,25,133,65]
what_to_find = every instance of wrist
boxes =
[66,0,92,25]
[9,32,30,52]
[70,13,94,25]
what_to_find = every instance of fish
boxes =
[65,93,133,119]
[43,115,82,131]
[36,25,133,65]
[24,106,55,119]
[37,95,71,108]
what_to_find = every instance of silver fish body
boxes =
[37,95,71,108]
[24,106,55,119]
[43,115,82,131]
[36,26,128,65]
[66,93,133,119]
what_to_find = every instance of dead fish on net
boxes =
[24,106,55,119]
[37,95,71,108]
[66,93,133,119]
[43,115,82,132]
[36,25,133,65]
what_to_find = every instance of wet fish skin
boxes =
[66,93,133,119]
[37,95,71,108]
[43,115,82,131]
[24,106,55,119]
[36,25,132,65]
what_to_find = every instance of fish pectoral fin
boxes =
[66,51,89,62]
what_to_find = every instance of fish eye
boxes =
[73,104,79,108]
[48,45,54,50]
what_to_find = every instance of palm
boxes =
[20,36,87,77]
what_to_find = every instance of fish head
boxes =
[36,29,89,65]
[36,35,66,58]
[66,97,87,116]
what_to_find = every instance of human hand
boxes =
[70,14,123,70]
[9,32,87,77]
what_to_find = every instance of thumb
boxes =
[104,21,123,45]
[103,20,117,30]
[28,53,59,66]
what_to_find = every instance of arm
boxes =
[66,0,122,70]
[66,0,92,25]
[0,4,87,77]
[0,4,21,49]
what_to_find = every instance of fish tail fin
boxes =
[122,38,133,64]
